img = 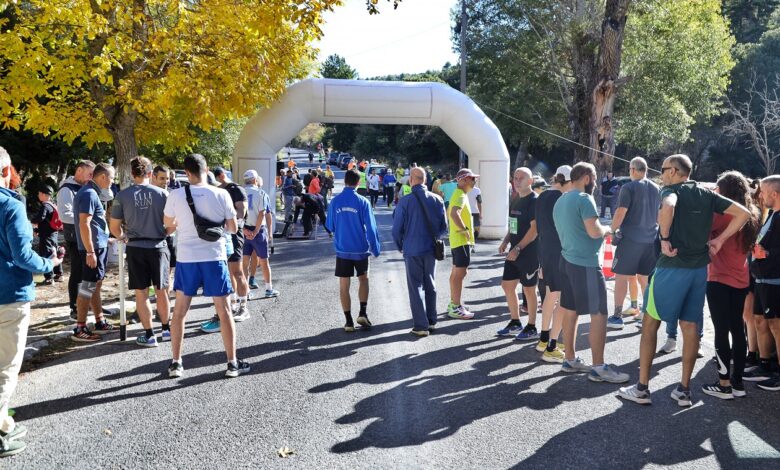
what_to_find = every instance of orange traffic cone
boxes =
[602,236,615,280]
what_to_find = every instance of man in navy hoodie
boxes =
[326,169,380,332]
[0,147,61,457]
[392,167,447,336]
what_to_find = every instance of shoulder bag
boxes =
[412,190,445,261]
[185,185,224,242]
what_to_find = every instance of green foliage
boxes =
[320,54,359,79]
[724,0,780,43]
[618,0,735,152]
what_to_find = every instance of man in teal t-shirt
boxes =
[553,162,629,384]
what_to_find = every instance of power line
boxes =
[345,20,452,58]
[476,101,662,174]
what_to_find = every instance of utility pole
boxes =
[458,0,467,169]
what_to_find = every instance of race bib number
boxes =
[509,218,518,235]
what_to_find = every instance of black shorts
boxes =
[126,246,171,290]
[451,245,471,268]
[80,248,108,282]
[612,241,657,276]
[754,282,780,319]
[559,257,608,316]
[540,253,563,292]
[229,231,245,263]
[502,255,539,286]
[335,257,369,278]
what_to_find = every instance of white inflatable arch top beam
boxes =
[233,78,510,238]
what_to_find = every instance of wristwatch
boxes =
[660,236,670,242]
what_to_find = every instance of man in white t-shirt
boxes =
[467,185,483,243]
[162,154,249,379]
[242,170,279,299]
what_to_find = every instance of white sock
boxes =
[238,296,248,305]
[172,358,182,365]
[229,359,238,367]
[265,283,272,291]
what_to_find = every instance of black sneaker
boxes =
[744,354,759,372]
[743,366,772,382]
[356,315,372,329]
[732,382,747,398]
[225,360,250,378]
[69,308,77,320]
[757,374,780,391]
[168,362,184,378]
[701,382,734,400]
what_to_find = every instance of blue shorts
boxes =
[173,261,233,297]
[646,267,707,325]
[242,225,269,259]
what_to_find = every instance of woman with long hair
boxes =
[703,171,761,399]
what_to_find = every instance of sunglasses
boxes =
[661,167,676,173]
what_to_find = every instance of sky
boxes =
[315,0,460,78]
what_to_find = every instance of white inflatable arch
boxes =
[233,78,510,238]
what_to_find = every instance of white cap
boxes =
[555,165,572,181]
[243,169,259,181]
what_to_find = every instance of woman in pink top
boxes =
[703,171,760,400]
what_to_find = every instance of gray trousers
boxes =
[284,195,294,222]
[404,254,438,330]
[0,302,29,433]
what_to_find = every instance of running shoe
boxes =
[542,348,565,363]
[588,364,630,383]
[744,355,759,373]
[344,323,355,333]
[69,308,77,320]
[93,320,114,334]
[515,325,539,341]
[0,424,27,441]
[160,330,172,342]
[607,314,624,329]
[743,366,773,382]
[36,279,53,286]
[496,320,523,337]
[264,288,280,298]
[756,374,780,391]
[660,337,677,354]
[200,316,221,334]
[135,334,158,348]
[410,329,430,337]
[622,306,640,317]
[561,357,591,373]
[225,360,250,378]
[732,382,747,397]
[248,277,259,289]
[71,326,100,342]
[617,384,652,405]
[535,340,547,352]
[670,387,692,407]
[233,304,250,322]
[0,437,26,457]
[168,362,184,378]
[356,315,372,329]
[701,382,734,400]
[448,305,474,320]
[428,323,437,332]
[53,274,63,283]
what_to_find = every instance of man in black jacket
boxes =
[293,194,331,238]
[748,175,780,391]
[31,185,62,285]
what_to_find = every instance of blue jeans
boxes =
[404,254,438,330]
[666,320,703,340]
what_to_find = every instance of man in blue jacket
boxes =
[392,167,447,336]
[326,169,380,332]
[0,147,61,457]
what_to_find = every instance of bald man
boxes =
[392,167,447,336]
[497,168,540,340]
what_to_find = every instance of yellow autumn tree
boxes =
[0,0,341,182]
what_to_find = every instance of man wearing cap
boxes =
[531,165,572,363]
[213,167,252,321]
[607,157,660,330]
[242,170,279,299]
[30,184,63,285]
[553,162,629,383]
[447,168,478,320]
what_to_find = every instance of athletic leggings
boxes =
[705,281,748,383]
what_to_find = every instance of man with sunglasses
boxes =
[619,154,750,407]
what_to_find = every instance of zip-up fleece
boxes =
[325,187,380,260]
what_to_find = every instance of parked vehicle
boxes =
[339,155,354,170]
[328,152,340,165]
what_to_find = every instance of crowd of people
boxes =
[2,145,780,457]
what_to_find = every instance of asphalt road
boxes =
[8,151,780,469]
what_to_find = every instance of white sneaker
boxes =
[661,338,677,354]
[233,304,250,322]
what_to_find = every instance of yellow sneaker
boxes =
[622,307,640,317]
[542,348,565,363]
[535,340,548,352]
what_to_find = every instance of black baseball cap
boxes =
[39,184,54,195]
[212,166,226,177]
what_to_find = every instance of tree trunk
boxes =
[588,0,631,174]
[108,112,139,188]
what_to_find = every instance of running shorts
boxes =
[242,225,269,259]
[229,230,245,263]
[173,261,232,297]
[80,248,108,283]
[335,257,369,278]
[559,257,608,316]
[540,252,563,293]
[613,241,657,276]
[754,282,780,319]
[126,246,170,290]
[645,266,707,324]
[451,245,471,268]
[502,254,539,286]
